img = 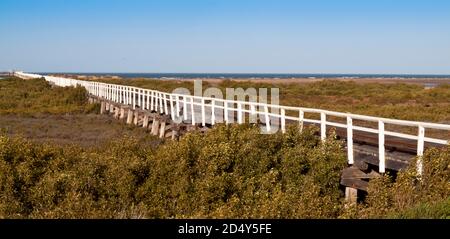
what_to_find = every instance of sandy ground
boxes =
[0,114,163,147]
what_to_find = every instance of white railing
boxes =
[14,71,450,175]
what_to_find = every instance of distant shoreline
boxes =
[36,72,450,79]
[42,72,450,86]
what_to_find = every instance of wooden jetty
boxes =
[14,71,450,205]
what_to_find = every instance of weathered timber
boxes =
[151,116,160,136]
[119,107,127,120]
[159,120,167,138]
[126,109,134,125]
[114,107,120,119]
[133,111,139,125]
[345,187,358,205]
[355,151,410,172]
[354,160,369,171]
[100,101,106,114]
[105,102,110,113]
[341,166,380,180]
[340,178,369,191]
[143,114,149,128]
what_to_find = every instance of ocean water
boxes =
[37,72,450,79]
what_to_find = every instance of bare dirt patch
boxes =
[0,113,162,147]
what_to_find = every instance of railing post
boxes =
[250,103,256,124]
[378,120,385,173]
[147,90,150,110]
[224,101,229,124]
[190,97,195,125]
[176,96,180,118]
[164,93,169,114]
[183,96,188,121]
[113,85,116,102]
[150,91,154,111]
[211,99,215,125]
[347,116,354,165]
[170,95,175,120]
[154,92,158,112]
[417,125,425,176]
[264,105,270,132]
[299,110,304,132]
[237,102,243,124]
[321,112,326,141]
[159,93,163,113]
[137,89,141,108]
[132,88,136,109]
[281,108,286,133]
[201,98,206,126]
[126,87,128,104]
[118,85,120,103]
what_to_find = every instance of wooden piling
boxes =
[114,106,120,119]
[126,109,134,124]
[345,187,358,205]
[100,101,106,114]
[171,122,180,140]
[133,111,139,125]
[151,116,160,136]
[105,102,110,113]
[119,107,126,120]
[143,114,149,128]
[109,103,114,113]
[159,120,167,138]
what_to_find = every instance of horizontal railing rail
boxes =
[14,71,450,175]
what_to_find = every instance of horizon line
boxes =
[25,71,450,76]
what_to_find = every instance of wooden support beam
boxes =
[342,166,380,180]
[340,178,369,191]
[345,187,358,205]
[119,107,126,120]
[105,102,110,113]
[126,109,134,125]
[172,125,179,140]
[159,120,166,138]
[114,107,120,119]
[143,114,149,128]
[110,104,116,114]
[151,116,160,136]
[353,160,369,171]
[100,101,106,114]
[133,111,139,125]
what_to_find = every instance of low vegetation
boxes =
[0,77,448,218]
[0,77,97,115]
[0,77,158,147]
[0,125,448,219]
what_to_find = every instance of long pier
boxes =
[13,71,450,203]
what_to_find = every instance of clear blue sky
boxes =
[1,0,450,74]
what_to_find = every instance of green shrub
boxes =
[0,77,93,115]
[359,145,450,218]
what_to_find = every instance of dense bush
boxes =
[0,124,347,218]
[358,146,450,219]
[0,124,448,219]
[0,77,98,115]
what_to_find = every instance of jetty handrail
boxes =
[13,71,450,175]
